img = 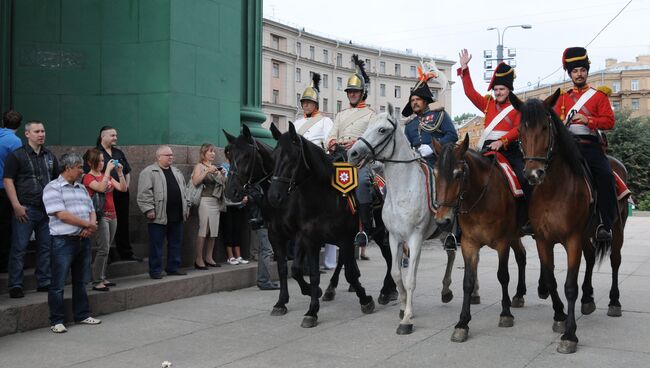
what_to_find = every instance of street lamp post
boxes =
[483,24,532,81]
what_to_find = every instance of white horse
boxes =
[348,103,456,334]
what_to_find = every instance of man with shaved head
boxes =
[137,146,189,279]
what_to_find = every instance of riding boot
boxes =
[354,204,373,248]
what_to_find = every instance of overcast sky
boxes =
[263,0,650,117]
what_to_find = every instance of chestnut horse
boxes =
[510,90,629,354]
[432,135,528,343]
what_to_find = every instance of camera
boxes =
[112,159,119,166]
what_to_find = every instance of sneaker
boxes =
[236,257,249,264]
[51,324,67,333]
[9,287,24,298]
[228,257,240,265]
[77,317,101,325]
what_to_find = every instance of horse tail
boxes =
[595,238,612,265]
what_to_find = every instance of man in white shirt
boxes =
[293,72,333,150]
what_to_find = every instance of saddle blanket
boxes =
[483,151,524,198]
[614,172,630,200]
[419,162,437,213]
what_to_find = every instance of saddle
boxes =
[482,151,524,198]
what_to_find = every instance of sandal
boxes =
[92,285,110,292]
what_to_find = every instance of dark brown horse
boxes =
[510,90,629,354]
[432,135,528,343]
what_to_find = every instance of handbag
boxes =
[186,169,205,207]
[85,174,106,219]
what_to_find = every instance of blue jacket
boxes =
[0,128,22,189]
[404,109,458,148]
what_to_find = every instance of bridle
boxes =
[229,138,272,192]
[519,112,556,172]
[433,156,495,215]
[270,135,311,194]
[356,115,420,164]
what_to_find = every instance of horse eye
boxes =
[378,127,386,134]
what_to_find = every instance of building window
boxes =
[271,35,280,50]
[379,61,386,74]
[337,100,342,113]
[272,62,279,78]
[394,86,401,98]
[323,98,329,112]
[365,58,371,71]
[613,101,621,111]
[430,88,438,101]
[296,42,301,56]
[309,46,315,60]
[272,89,279,104]
[380,84,386,97]
[336,53,342,67]
[612,81,620,93]
[631,98,640,110]
[323,74,329,89]
[296,93,301,106]
[337,77,343,90]
[395,64,401,76]
[296,68,301,82]
[395,107,401,117]
[323,50,329,63]
[631,79,639,91]
[410,66,417,78]
[380,105,386,113]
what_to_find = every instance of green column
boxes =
[0,0,12,113]
[240,0,271,142]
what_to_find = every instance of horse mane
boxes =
[300,135,334,181]
[438,142,458,182]
[255,139,275,172]
[520,99,585,178]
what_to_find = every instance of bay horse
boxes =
[261,122,376,328]
[510,89,629,354]
[348,104,456,335]
[431,135,528,343]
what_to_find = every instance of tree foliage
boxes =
[453,112,477,123]
[607,110,650,209]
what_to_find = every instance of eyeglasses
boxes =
[160,154,174,156]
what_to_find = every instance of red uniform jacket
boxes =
[553,85,615,132]
[457,67,521,147]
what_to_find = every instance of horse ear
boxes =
[432,139,442,156]
[508,91,523,111]
[544,88,562,109]
[270,123,282,141]
[387,103,394,117]
[459,134,470,154]
[242,124,253,142]
[288,121,299,141]
[223,130,236,144]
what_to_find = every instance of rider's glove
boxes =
[417,144,434,157]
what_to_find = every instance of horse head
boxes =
[268,122,308,208]
[510,89,560,185]
[432,134,469,230]
[222,125,272,202]
[348,103,399,167]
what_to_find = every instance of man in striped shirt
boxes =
[42,152,101,333]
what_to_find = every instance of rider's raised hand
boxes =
[459,49,472,70]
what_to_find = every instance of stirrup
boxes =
[443,233,458,251]
[354,231,369,247]
[595,224,612,242]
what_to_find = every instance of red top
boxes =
[553,85,615,131]
[82,173,116,220]
[457,67,521,146]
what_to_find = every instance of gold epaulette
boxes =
[484,94,493,101]
[597,85,612,96]
[559,88,565,95]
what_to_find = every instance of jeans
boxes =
[0,189,12,272]
[48,235,91,325]
[8,205,51,288]
[255,228,274,287]
[92,217,117,283]
[148,222,183,276]
[113,190,135,259]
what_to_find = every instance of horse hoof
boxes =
[270,306,287,316]
[538,290,549,300]
[322,288,336,302]
[378,290,398,305]
[451,328,469,342]
[498,315,514,328]
[348,285,356,292]
[581,301,596,315]
[300,316,318,328]
[511,296,525,308]
[552,320,566,333]
[399,310,404,319]
[361,298,375,314]
[396,323,413,335]
[441,291,453,304]
[470,295,481,305]
[607,305,622,317]
[557,340,578,354]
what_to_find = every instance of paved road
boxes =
[1,217,649,368]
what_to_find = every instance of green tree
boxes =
[453,113,477,123]
[607,110,650,209]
